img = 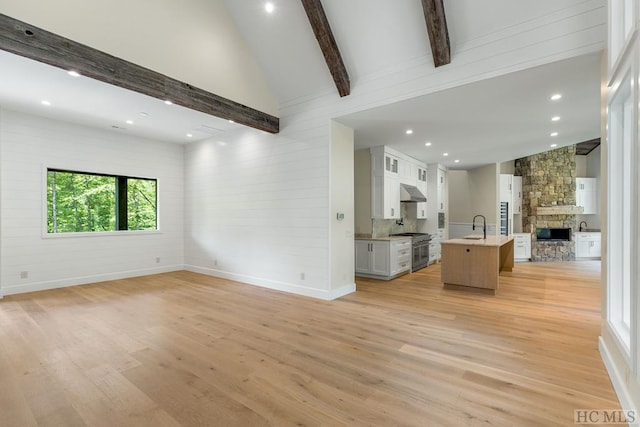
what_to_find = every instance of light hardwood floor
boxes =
[0,261,619,426]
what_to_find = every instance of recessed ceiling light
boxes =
[164,100,173,105]
[425,142,432,147]
[550,132,558,137]
[139,112,148,117]
[550,94,562,101]
[454,159,460,163]
[41,100,51,106]
[187,133,193,138]
[443,152,449,157]
[126,120,134,125]
[228,120,235,124]
[405,129,413,135]
[67,70,80,77]
[265,2,275,13]
[551,116,560,121]
[550,144,558,148]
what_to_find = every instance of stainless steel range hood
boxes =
[400,184,426,203]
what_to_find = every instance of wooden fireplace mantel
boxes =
[535,206,584,215]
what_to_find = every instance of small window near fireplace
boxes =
[535,228,571,241]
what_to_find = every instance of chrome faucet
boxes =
[472,215,487,239]
[579,221,587,232]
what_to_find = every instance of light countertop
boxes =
[355,236,412,241]
[441,235,514,247]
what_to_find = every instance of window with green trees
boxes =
[47,169,157,233]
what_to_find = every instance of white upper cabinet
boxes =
[385,154,399,175]
[576,177,597,215]
[410,166,428,219]
[370,146,426,220]
[512,176,522,214]
[499,174,512,204]
[436,166,446,212]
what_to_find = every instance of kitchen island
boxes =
[440,235,514,294]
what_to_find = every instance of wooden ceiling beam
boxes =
[300,0,350,97]
[421,0,451,67]
[0,14,279,134]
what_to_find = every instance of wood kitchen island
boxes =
[440,235,514,294]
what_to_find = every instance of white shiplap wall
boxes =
[184,123,334,299]
[0,109,184,296]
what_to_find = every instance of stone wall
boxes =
[514,146,577,262]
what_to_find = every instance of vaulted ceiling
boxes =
[0,0,606,169]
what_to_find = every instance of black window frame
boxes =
[46,168,158,233]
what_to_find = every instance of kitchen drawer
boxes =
[396,253,411,264]
[396,247,411,258]
[391,239,412,249]
[396,260,411,273]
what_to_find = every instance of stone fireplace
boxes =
[514,145,577,262]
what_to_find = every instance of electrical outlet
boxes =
[155,257,160,263]
[20,271,28,279]
[300,272,305,280]
[213,259,218,266]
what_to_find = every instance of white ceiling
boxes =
[0,49,242,144]
[337,52,602,170]
[0,0,603,168]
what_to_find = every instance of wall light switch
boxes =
[337,212,345,221]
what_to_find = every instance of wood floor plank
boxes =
[0,260,620,426]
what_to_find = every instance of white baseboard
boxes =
[599,336,638,415]
[184,264,354,300]
[0,265,357,301]
[329,283,357,300]
[1,265,183,296]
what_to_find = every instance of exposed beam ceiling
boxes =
[420,0,451,67]
[300,0,350,97]
[575,138,601,155]
[0,14,279,134]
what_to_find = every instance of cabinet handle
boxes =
[391,208,394,216]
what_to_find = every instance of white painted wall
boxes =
[329,121,355,297]
[183,123,333,299]
[2,0,278,116]
[447,171,472,223]
[0,109,184,296]
[354,149,372,236]
[449,165,499,230]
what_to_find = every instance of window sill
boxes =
[42,230,162,239]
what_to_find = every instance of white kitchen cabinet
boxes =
[390,239,412,276]
[500,174,512,204]
[372,174,400,219]
[398,159,415,185]
[355,238,411,279]
[512,176,523,215]
[575,232,601,259]
[408,166,428,219]
[513,233,531,261]
[385,154,399,174]
[371,148,402,219]
[437,167,447,212]
[576,177,597,215]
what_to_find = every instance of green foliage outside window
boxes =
[47,170,157,233]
